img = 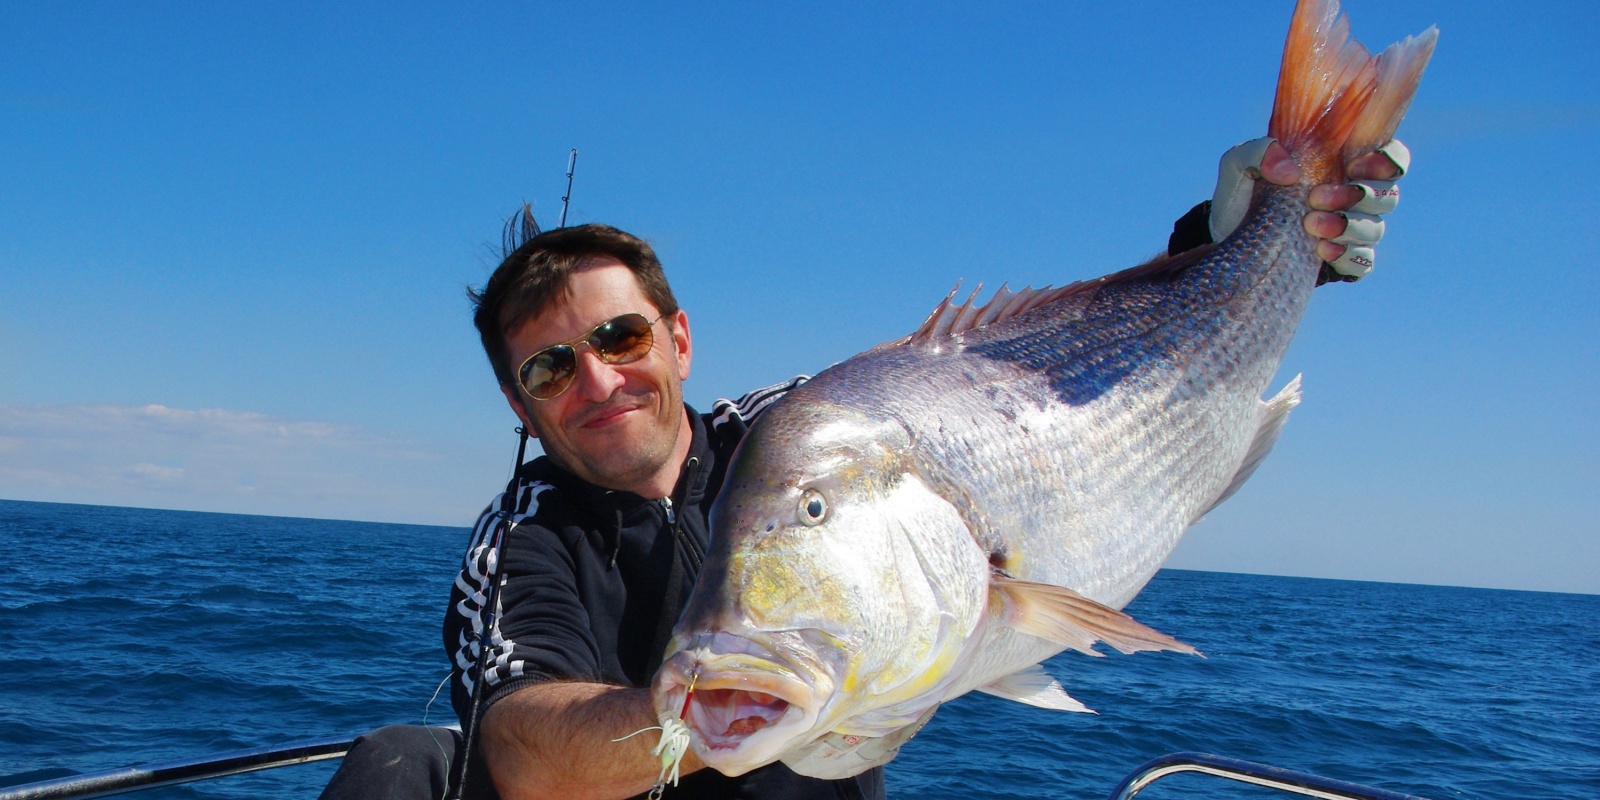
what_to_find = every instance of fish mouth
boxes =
[688,687,794,747]
[653,632,829,775]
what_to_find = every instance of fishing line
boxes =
[420,671,457,800]
[421,671,452,726]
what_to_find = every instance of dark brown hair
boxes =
[470,213,679,388]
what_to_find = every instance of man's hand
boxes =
[1210,137,1410,282]
[481,682,706,800]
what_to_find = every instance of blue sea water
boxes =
[0,498,1595,799]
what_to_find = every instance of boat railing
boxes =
[0,744,1434,800]
[1108,751,1433,800]
[0,735,357,800]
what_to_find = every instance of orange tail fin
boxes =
[1267,0,1438,184]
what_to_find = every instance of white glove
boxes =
[1209,137,1410,281]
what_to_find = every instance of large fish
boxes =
[653,0,1436,780]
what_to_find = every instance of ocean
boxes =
[0,498,1594,799]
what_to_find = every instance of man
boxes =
[318,138,1406,800]
[450,224,867,800]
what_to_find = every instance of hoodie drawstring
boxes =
[609,506,623,570]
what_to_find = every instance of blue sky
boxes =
[2,1,1594,594]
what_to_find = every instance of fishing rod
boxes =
[449,150,577,800]
[558,148,578,228]
[446,429,528,800]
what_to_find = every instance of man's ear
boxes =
[499,383,539,438]
[669,308,692,382]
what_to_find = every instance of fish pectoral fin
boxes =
[976,664,1095,714]
[992,572,1200,658]
[1194,374,1304,523]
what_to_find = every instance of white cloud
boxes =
[0,403,506,526]
[127,462,187,484]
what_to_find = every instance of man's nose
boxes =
[571,347,626,402]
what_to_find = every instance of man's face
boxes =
[500,259,693,496]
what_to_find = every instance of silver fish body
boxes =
[656,186,1315,776]
[811,187,1316,611]
[654,0,1435,778]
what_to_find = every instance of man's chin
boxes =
[564,426,678,490]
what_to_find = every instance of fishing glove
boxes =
[1169,137,1410,284]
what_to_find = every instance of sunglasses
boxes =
[515,313,663,400]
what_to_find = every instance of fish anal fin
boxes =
[976,664,1095,714]
[1194,374,1304,523]
[992,572,1200,658]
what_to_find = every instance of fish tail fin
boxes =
[1344,29,1439,159]
[1268,0,1437,184]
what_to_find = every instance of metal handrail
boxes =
[0,735,357,800]
[1109,752,1433,800]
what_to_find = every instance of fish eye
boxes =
[798,489,828,526]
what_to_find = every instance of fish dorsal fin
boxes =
[976,663,1094,714]
[900,247,1217,346]
[992,572,1199,657]
[1193,374,1304,523]
[907,283,1078,344]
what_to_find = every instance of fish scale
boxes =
[791,183,1315,610]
